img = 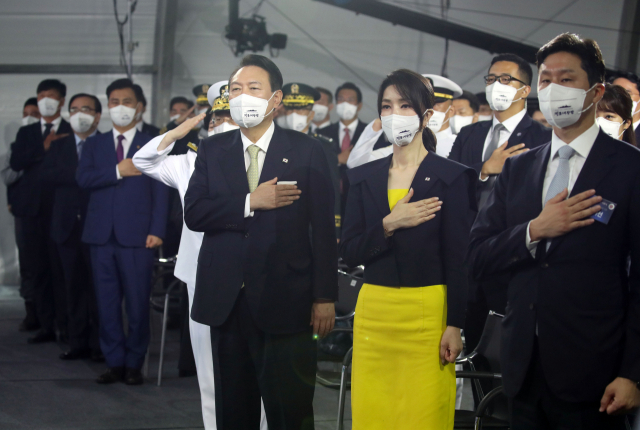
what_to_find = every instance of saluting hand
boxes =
[174,105,196,125]
[382,188,442,236]
[159,112,207,151]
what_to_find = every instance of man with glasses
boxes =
[41,93,103,362]
[449,53,551,354]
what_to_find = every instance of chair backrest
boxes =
[335,270,364,316]
[475,311,503,373]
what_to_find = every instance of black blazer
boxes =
[448,112,551,176]
[317,120,367,154]
[340,153,478,329]
[40,132,99,245]
[184,125,338,334]
[468,131,640,402]
[635,124,640,146]
[9,120,73,217]
[308,130,342,236]
[141,122,160,138]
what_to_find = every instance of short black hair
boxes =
[24,97,38,108]
[490,53,533,86]
[608,71,640,93]
[37,79,66,98]
[133,84,147,107]
[336,82,362,104]
[475,92,488,106]
[170,96,194,110]
[106,78,138,101]
[377,69,436,152]
[536,33,606,87]
[315,86,333,104]
[68,93,102,114]
[229,54,283,92]
[454,90,480,113]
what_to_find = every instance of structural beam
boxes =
[313,0,540,63]
[0,65,156,74]
[615,0,640,72]
[151,0,178,126]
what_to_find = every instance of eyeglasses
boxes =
[484,74,528,86]
[69,107,96,114]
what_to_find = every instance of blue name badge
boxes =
[590,199,616,224]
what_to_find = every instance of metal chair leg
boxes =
[337,347,353,430]
[157,291,170,387]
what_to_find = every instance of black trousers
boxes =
[509,342,626,430]
[211,290,317,430]
[20,213,66,332]
[178,285,196,373]
[57,223,99,351]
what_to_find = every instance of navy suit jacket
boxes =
[340,153,478,329]
[317,120,367,154]
[468,131,640,402]
[76,130,169,247]
[9,120,73,217]
[184,125,338,333]
[141,122,160,138]
[41,132,100,245]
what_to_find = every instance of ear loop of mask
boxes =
[579,83,600,114]
[264,92,277,118]
[510,85,527,104]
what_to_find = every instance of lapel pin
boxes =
[516,133,522,137]
[283,158,289,163]
[136,145,140,149]
[425,177,430,181]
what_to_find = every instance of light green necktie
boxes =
[246,145,261,192]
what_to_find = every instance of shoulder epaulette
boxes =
[187,142,198,153]
[313,133,333,144]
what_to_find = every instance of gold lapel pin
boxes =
[425,177,430,181]
[283,158,289,163]
[136,145,140,149]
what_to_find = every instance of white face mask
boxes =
[229,92,275,128]
[169,114,180,122]
[38,97,60,117]
[213,122,240,134]
[596,117,624,139]
[427,106,450,133]
[70,112,95,134]
[485,82,525,111]
[22,115,40,126]
[538,83,597,128]
[450,115,474,134]
[275,115,287,128]
[381,110,428,147]
[109,104,137,127]
[285,112,311,132]
[312,104,329,122]
[478,114,493,122]
[336,102,358,121]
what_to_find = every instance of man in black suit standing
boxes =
[469,33,640,429]
[133,84,160,137]
[184,54,338,430]
[41,93,103,361]
[449,54,552,352]
[10,79,72,344]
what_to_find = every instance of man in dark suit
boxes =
[41,93,104,362]
[10,79,72,344]
[469,33,640,429]
[609,72,640,144]
[77,78,169,385]
[133,84,160,137]
[184,54,338,430]
[449,54,552,352]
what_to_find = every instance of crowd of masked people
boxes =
[2,30,640,430]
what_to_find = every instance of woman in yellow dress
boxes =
[340,69,478,429]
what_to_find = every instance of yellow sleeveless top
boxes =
[388,189,410,211]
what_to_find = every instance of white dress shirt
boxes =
[242,122,275,217]
[40,116,62,135]
[339,119,359,147]
[310,120,331,134]
[479,108,527,182]
[113,127,138,180]
[525,121,600,256]
[435,126,456,158]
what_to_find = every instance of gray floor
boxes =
[0,285,351,430]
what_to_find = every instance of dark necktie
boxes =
[77,140,85,159]
[116,135,125,163]
[43,123,53,138]
[478,124,507,209]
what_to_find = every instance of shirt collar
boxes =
[41,116,62,128]
[241,121,275,154]
[315,120,331,130]
[75,130,97,145]
[491,107,526,133]
[340,118,359,135]
[550,121,599,160]
[112,127,138,144]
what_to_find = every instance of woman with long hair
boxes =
[340,69,477,429]
[597,83,637,146]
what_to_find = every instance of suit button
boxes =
[77,214,81,220]
[510,257,518,263]
[529,303,535,310]
[541,263,549,268]
[245,233,250,238]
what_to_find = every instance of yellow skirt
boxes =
[351,283,455,430]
